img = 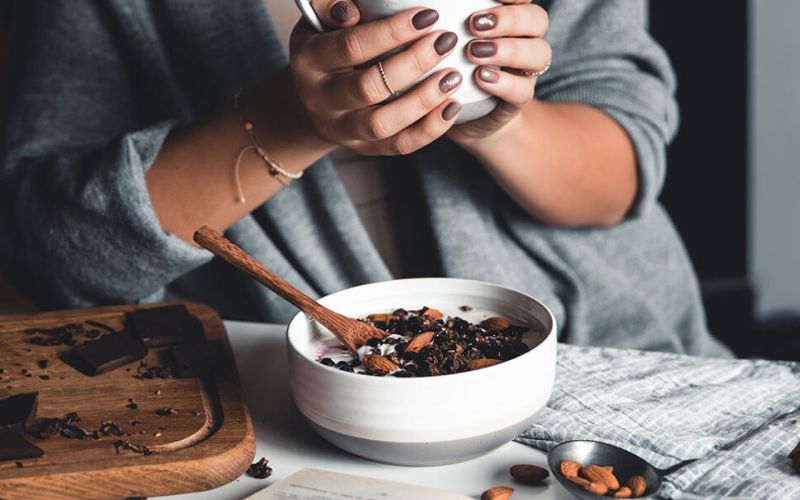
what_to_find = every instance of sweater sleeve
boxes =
[536,0,679,217]
[0,1,212,309]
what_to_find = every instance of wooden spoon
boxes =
[194,226,388,352]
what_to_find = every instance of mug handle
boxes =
[294,0,327,32]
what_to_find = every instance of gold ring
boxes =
[377,61,396,97]
[506,62,552,78]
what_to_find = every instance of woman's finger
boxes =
[344,68,463,141]
[303,8,441,71]
[309,0,361,29]
[468,3,549,38]
[467,37,551,74]
[474,66,537,106]
[324,30,458,109]
[356,99,462,155]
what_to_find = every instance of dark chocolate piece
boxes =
[61,330,146,376]
[170,341,231,378]
[126,305,205,347]
[0,428,44,462]
[0,393,38,429]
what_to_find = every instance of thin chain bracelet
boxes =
[232,92,303,203]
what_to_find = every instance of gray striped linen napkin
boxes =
[515,344,800,499]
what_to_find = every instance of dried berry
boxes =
[155,407,178,417]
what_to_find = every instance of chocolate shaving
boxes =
[134,365,173,380]
[28,412,80,439]
[155,407,177,417]
[113,440,154,456]
[25,323,84,346]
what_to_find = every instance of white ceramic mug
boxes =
[294,0,499,123]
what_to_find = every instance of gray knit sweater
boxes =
[0,0,731,357]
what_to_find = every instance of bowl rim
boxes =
[285,277,558,382]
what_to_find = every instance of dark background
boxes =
[650,0,797,359]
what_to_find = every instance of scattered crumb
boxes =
[247,458,273,479]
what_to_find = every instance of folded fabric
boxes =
[516,344,800,499]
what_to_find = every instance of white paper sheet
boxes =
[245,468,473,500]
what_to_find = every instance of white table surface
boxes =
[161,321,572,500]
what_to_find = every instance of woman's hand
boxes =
[448,0,551,147]
[289,4,464,156]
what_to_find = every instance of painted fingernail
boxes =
[331,1,358,24]
[473,13,497,31]
[478,67,500,83]
[439,71,463,93]
[412,9,439,30]
[434,32,458,55]
[442,102,462,121]
[470,41,497,58]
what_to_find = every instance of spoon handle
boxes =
[657,458,697,477]
[193,225,348,330]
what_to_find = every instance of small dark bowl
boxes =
[548,440,663,499]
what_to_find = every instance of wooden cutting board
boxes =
[0,303,255,499]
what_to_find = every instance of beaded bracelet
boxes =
[232,92,303,203]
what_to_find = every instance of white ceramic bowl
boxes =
[286,278,557,466]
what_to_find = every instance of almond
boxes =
[560,460,582,478]
[405,332,434,353]
[566,475,590,488]
[367,313,391,322]
[584,481,608,496]
[467,358,503,371]
[509,464,549,485]
[481,486,513,500]
[422,307,443,319]
[626,475,646,497]
[481,316,511,331]
[581,464,620,490]
[613,487,633,498]
[363,355,397,373]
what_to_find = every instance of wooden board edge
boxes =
[0,422,256,499]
